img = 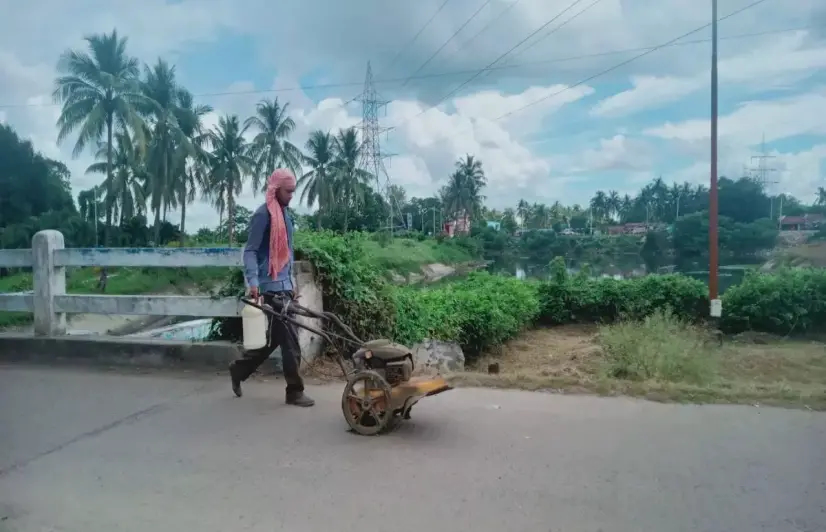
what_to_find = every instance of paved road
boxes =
[1,364,825,532]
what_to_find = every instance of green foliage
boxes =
[393,272,540,360]
[598,309,717,384]
[720,268,826,336]
[208,231,534,361]
[536,266,709,325]
[673,212,778,263]
[360,234,477,274]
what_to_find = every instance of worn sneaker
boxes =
[229,363,242,398]
[286,392,315,407]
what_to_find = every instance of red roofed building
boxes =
[780,213,824,231]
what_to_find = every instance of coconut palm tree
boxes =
[141,58,192,243]
[245,98,303,194]
[205,114,254,245]
[330,127,374,232]
[298,130,335,229]
[816,186,826,207]
[516,199,530,228]
[85,129,147,227]
[607,190,621,221]
[442,155,487,223]
[173,89,213,245]
[53,29,151,245]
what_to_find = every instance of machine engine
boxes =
[350,339,415,386]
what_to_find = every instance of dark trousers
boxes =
[232,291,304,395]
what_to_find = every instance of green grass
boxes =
[597,309,717,385]
[455,313,826,411]
[361,238,476,274]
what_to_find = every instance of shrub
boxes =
[394,271,541,361]
[597,309,717,384]
[720,267,826,336]
[536,262,709,325]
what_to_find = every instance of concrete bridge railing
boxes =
[0,229,321,342]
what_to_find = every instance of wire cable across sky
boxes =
[495,0,773,121]
[0,23,811,111]
[387,0,605,130]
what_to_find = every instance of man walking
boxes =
[228,168,314,407]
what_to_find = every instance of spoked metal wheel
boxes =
[341,370,393,436]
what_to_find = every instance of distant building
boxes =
[443,214,471,237]
[486,221,501,231]
[779,214,824,231]
[606,222,666,235]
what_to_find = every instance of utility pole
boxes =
[708,0,721,319]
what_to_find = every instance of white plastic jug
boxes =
[242,299,268,350]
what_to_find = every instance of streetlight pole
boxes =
[709,0,721,319]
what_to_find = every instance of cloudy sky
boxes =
[1,0,825,230]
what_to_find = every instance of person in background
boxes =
[228,168,314,407]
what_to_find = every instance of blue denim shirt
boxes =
[242,203,294,294]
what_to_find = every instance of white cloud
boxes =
[563,134,657,173]
[591,31,826,118]
[2,0,826,233]
[643,89,826,145]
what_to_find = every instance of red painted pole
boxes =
[709,0,720,314]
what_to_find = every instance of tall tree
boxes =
[442,154,486,222]
[330,127,373,232]
[244,98,303,193]
[85,129,146,226]
[298,130,335,230]
[174,89,213,245]
[205,115,254,245]
[53,29,150,245]
[142,58,191,244]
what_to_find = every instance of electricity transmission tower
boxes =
[748,134,778,220]
[356,61,401,235]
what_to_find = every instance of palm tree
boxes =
[53,29,151,245]
[85,129,146,227]
[330,127,374,232]
[442,155,487,224]
[590,191,608,222]
[142,58,191,244]
[298,130,335,229]
[205,115,254,245]
[607,190,621,221]
[517,199,530,228]
[244,98,303,194]
[174,89,213,245]
[816,186,826,207]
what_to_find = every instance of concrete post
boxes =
[32,230,66,336]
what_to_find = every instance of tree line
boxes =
[2,28,824,262]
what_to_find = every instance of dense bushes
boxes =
[394,272,540,360]
[536,257,709,325]
[210,230,825,364]
[720,268,826,336]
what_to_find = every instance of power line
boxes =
[328,0,456,130]
[508,0,604,61]
[401,0,493,87]
[0,24,814,111]
[476,0,605,82]
[380,0,453,77]
[445,0,525,60]
[495,0,774,121]
[388,0,593,130]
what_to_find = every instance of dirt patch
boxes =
[450,324,826,410]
